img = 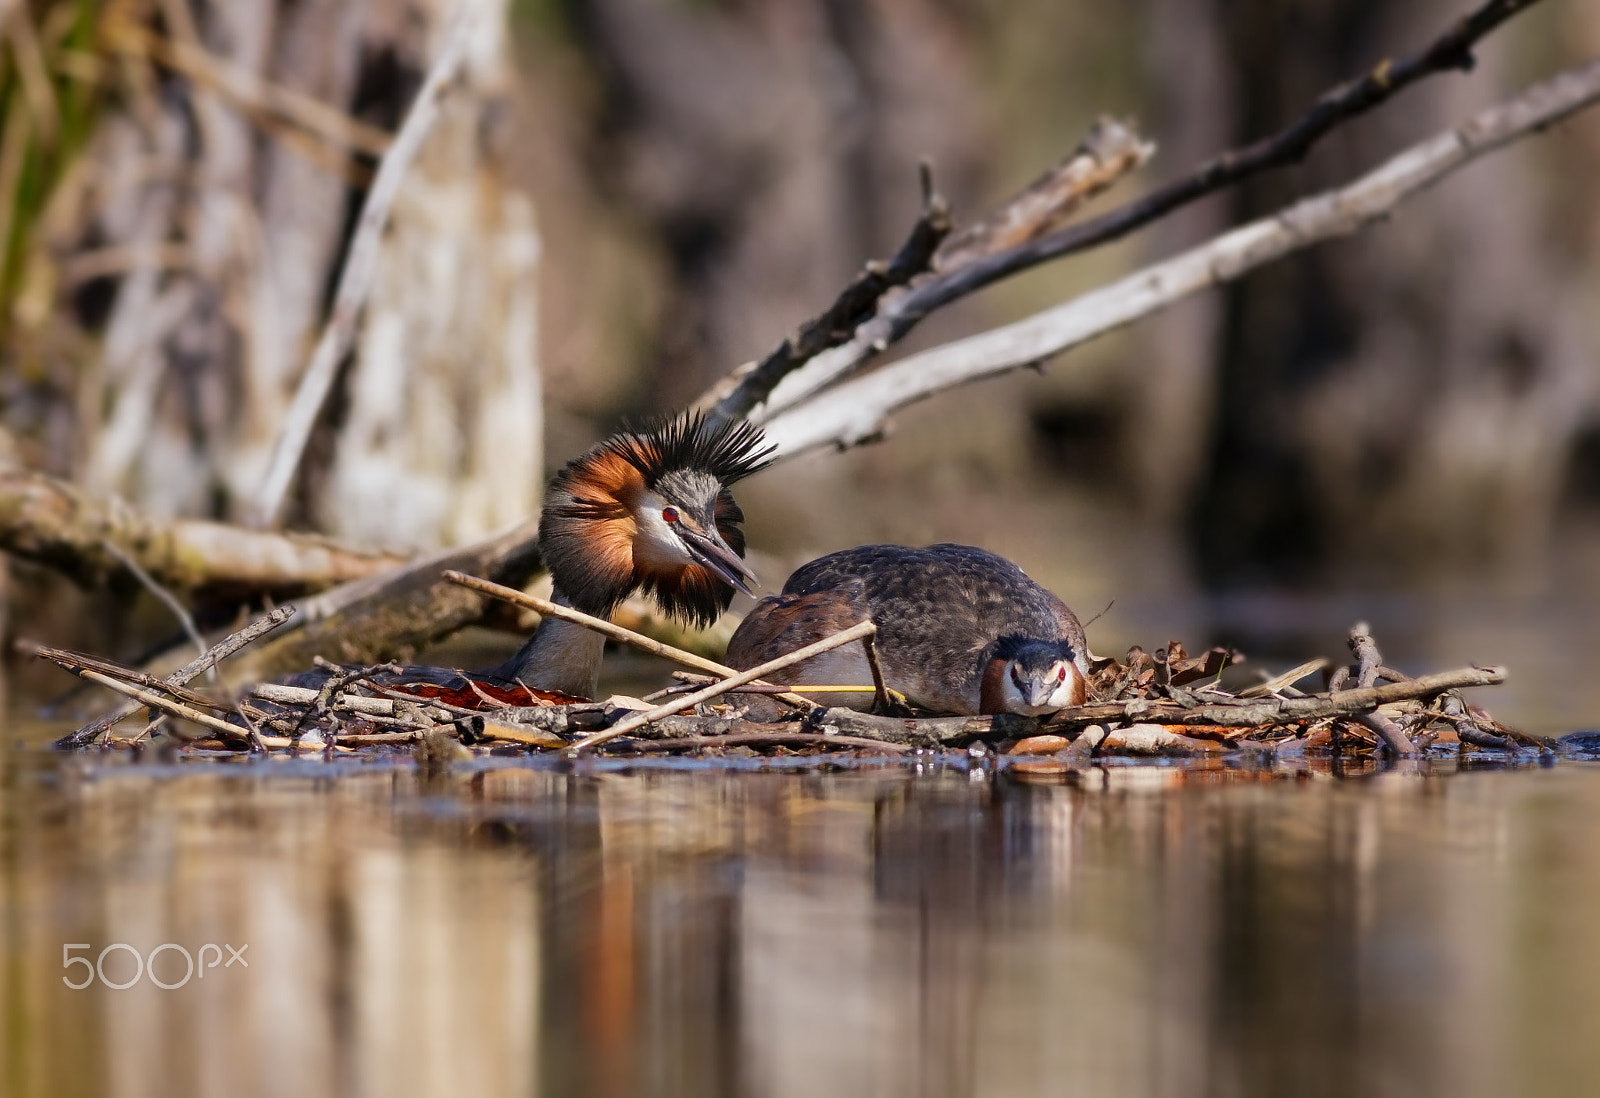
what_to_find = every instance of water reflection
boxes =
[3,751,1599,1098]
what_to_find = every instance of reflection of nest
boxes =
[33,603,1541,766]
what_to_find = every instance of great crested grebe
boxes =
[490,414,773,698]
[724,543,1090,717]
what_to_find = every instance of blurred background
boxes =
[2,0,1598,730]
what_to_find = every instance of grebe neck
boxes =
[493,588,608,699]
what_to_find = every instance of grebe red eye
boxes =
[662,507,679,523]
[1058,666,1067,682]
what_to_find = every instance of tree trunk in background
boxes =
[29,0,541,552]
[1177,0,1599,583]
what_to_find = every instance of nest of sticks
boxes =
[25,571,1546,764]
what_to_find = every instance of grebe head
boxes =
[538,413,774,625]
[997,638,1087,716]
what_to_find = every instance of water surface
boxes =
[4,748,1600,1098]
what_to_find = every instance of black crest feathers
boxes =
[597,412,775,489]
[538,414,773,621]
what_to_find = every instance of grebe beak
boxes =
[679,526,760,597]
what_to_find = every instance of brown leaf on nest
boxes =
[383,679,583,710]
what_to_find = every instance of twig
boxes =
[253,0,485,527]
[933,118,1155,270]
[1053,666,1506,728]
[287,658,403,738]
[759,56,1600,458]
[100,536,210,674]
[443,570,817,709]
[1442,692,1517,750]
[1236,658,1328,699]
[860,0,1548,344]
[1358,711,1420,758]
[53,605,297,749]
[569,621,878,753]
[697,162,951,429]
[667,672,908,705]
[860,632,892,713]
[250,680,395,717]
[75,668,250,745]
[234,704,269,754]
[1349,622,1383,689]
[735,120,1153,424]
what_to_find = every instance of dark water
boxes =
[4,747,1600,1098]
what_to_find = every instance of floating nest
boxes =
[28,603,1549,766]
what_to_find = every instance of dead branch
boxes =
[0,467,403,593]
[50,604,297,749]
[569,620,878,753]
[1358,711,1421,758]
[759,57,1600,458]
[862,0,1548,344]
[223,518,544,682]
[934,117,1156,271]
[696,163,952,429]
[98,536,209,670]
[74,667,251,745]
[253,0,488,527]
[731,119,1154,424]
[444,570,817,709]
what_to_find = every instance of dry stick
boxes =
[1341,623,1417,755]
[1056,666,1506,728]
[759,58,1600,458]
[234,704,269,754]
[735,0,1541,427]
[75,668,250,744]
[100,536,209,672]
[864,0,1547,346]
[1359,711,1422,759]
[287,658,403,739]
[698,162,952,429]
[253,0,484,527]
[250,680,395,716]
[569,621,878,754]
[861,632,893,713]
[1236,658,1329,699]
[742,120,1154,423]
[933,118,1155,270]
[801,665,1507,749]
[1349,622,1383,689]
[667,671,909,705]
[442,570,817,709]
[127,713,171,747]
[50,605,297,749]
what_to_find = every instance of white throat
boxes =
[999,662,1082,717]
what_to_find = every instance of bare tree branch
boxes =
[760,58,1600,458]
[872,0,1550,342]
[696,164,952,430]
[740,0,1549,427]
[0,467,404,592]
[705,119,1152,425]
